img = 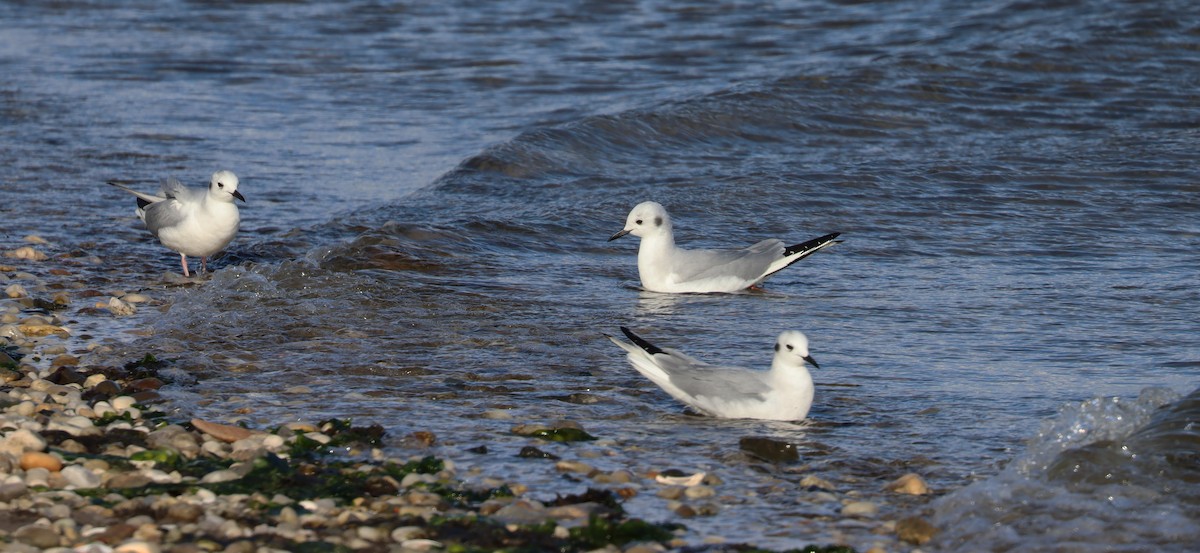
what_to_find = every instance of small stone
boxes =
[896,516,939,545]
[841,500,879,517]
[0,481,28,501]
[491,500,549,525]
[554,460,595,474]
[2,428,47,455]
[20,451,63,472]
[23,235,49,245]
[390,526,426,542]
[191,418,255,442]
[62,464,102,488]
[656,487,685,500]
[112,395,138,411]
[163,502,204,523]
[114,539,160,553]
[5,284,29,298]
[684,485,715,499]
[13,524,59,548]
[884,472,931,495]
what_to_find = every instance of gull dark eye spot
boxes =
[218,182,225,188]
[635,219,643,225]
[786,344,794,351]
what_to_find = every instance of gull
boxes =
[608,326,819,421]
[608,201,840,293]
[108,170,245,277]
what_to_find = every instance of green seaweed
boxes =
[568,515,679,549]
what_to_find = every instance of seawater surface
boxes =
[1,0,1198,550]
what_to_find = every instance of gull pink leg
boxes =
[200,257,208,274]
[180,254,190,277]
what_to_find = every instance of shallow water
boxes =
[2,0,1198,550]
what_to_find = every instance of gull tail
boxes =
[766,232,842,276]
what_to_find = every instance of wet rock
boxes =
[86,379,122,400]
[127,377,165,391]
[684,485,715,499]
[555,460,596,475]
[403,430,437,447]
[896,516,939,545]
[5,246,49,261]
[104,297,137,316]
[884,472,931,495]
[6,284,29,298]
[48,365,84,383]
[800,474,836,491]
[517,446,560,460]
[738,436,799,463]
[841,500,879,517]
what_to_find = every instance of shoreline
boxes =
[1,239,939,552]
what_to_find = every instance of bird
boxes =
[108,170,245,277]
[608,326,819,421]
[608,201,840,293]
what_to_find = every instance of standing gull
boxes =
[108,170,245,277]
[608,201,840,293]
[608,326,820,421]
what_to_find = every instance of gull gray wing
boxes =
[666,365,772,402]
[140,198,186,237]
[674,239,784,283]
[159,177,193,200]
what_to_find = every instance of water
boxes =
[2,0,1198,550]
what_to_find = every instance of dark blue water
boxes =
[2,1,1198,550]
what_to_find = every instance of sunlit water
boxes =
[2,1,1197,550]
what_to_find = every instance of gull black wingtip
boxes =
[619,326,665,355]
[782,232,843,259]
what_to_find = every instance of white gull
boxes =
[108,170,244,277]
[608,201,839,293]
[608,326,819,421]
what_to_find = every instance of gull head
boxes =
[773,331,818,369]
[209,170,245,203]
[608,201,671,241]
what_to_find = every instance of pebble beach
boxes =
[1,238,941,552]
